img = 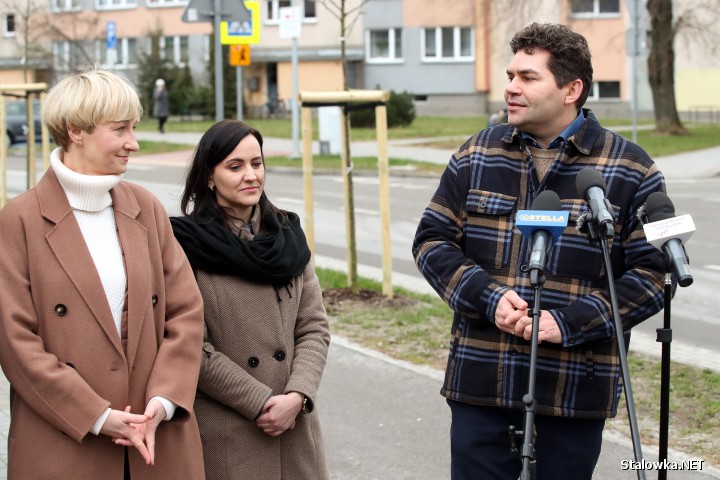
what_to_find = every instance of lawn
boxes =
[136,115,720,163]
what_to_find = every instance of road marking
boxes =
[706,265,720,271]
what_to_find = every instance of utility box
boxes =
[318,106,341,155]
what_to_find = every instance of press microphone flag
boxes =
[643,191,695,287]
[516,191,568,275]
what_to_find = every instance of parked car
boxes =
[4,99,43,148]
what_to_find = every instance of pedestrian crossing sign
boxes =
[230,45,251,66]
[220,1,260,45]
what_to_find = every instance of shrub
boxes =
[350,90,416,128]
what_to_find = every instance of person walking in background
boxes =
[171,119,331,480]
[487,107,509,127]
[153,78,169,133]
[413,23,667,480]
[0,67,205,479]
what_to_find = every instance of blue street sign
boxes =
[106,21,117,50]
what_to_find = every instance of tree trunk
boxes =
[339,0,359,292]
[647,0,687,134]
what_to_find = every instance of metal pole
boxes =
[214,0,224,121]
[236,66,243,120]
[631,0,639,143]
[291,0,300,158]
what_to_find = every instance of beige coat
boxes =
[0,169,205,480]
[194,261,330,480]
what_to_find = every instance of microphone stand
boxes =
[583,216,646,480]
[515,268,545,480]
[657,272,673,480]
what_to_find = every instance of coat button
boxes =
[248,357,259,368]
[274,351,286,361]
[151,295,158,307]
[508,347,517,356]
[54,304,67,316]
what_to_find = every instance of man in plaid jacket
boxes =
[413,23,666,480]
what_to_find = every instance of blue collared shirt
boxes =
[521,109,585,149]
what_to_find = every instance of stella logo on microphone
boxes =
[517,213,567,223]
[516,210,569,242]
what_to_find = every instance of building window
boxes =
[367,28,402,62]
[588,81,621,101]
[421,26,473,62]
[570,0,620,17]
[53,0,82,11]
[125,38,138,65]
[160,35,190,65]
[97,38,138,67]
[147,0,188,6]
[53,41,88,70]
[266,0,316,23]
[3,14,15,37]
[96,0,137,10]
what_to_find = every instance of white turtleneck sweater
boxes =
[50,148,175,434]
[51,149,126,335]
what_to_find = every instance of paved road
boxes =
[1,138,720,478]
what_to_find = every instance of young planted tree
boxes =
[319,0,369,293]
[45,10,100,71]
[0,0,51,82]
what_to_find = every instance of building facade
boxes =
[0,0,717,119]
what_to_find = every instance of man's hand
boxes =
[255,393,304,437]
[514,310,563,344]
[101,407,151,464]
[494,290,529,335]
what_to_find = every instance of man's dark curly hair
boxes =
[510,23,593,109]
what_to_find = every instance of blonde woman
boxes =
[0,68,205,479]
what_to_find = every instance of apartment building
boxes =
[363,0,483,116]
[363,0,643,117]
[0,0,364,116]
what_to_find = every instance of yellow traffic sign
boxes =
[221,1,260,45]
[230,45,251,66]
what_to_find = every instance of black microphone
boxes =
[516,191,568,285]
[576,168,615,238]
[644,192,694,287]
[528,191,562,274]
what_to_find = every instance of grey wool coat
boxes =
[194,261,331,480]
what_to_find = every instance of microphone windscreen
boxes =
[576,168,607,197]
[531,190,561,211]
[645,191,675,222]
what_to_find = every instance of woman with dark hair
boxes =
[170,120,331,480]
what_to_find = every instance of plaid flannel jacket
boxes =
[413,110,666,418]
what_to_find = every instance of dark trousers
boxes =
[158,116,168,133]
[124,448,131,480]
[448,400,605,480]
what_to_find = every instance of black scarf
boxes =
[170,211,311,286]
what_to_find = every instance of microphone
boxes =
[643,192,695,287]
[516,191,568,281]
[576,168,614,238]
